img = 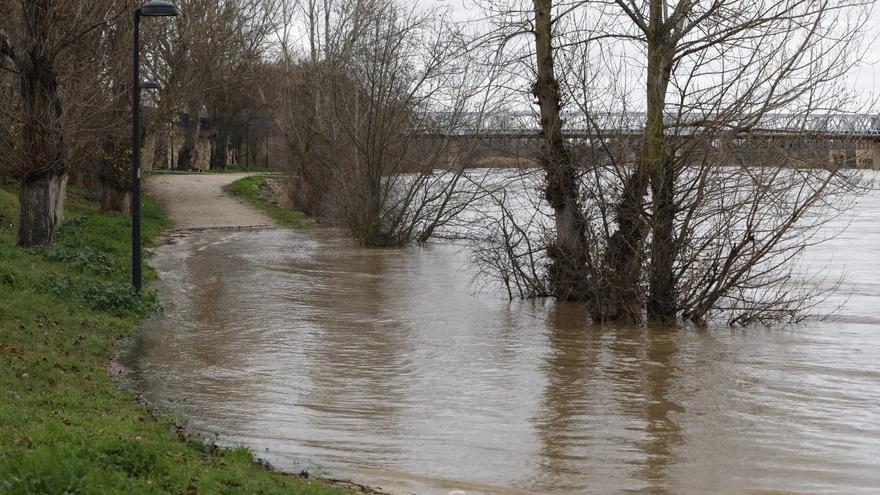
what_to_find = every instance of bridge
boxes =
[422,111,880,139]
[418,111,880,168]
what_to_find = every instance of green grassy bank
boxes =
[0,186,349,494]
[228,175,309,228]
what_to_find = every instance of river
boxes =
[130,172,880,495]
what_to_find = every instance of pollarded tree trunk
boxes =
[645,6,677,323]
[230,135,242,167]
[177,104,200,170]
[98,121,132,214]
[210,126,229,170]
[15,1,67,247]
[532,0,592,301]
[599,167,649,322]
[153,130,169,169]
[18,173,67,247]
[100,180,131,214]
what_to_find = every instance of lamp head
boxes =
[140,0,181,16]
[141,80,161,90]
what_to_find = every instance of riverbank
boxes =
[0,184,356,494]
[227,174,310,228]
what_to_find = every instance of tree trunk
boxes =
[308,0,318,63]
[323,0,331,59]
[153,129,169,169]
[177,105,200,170]
[600,168,649,322]
[16,2,67,247]
[100,180,131,214]
[230,135,242,167]
[532,0,592,302]
[645,6,677,322]
[17,173,67,247]
[210,126,229,170]
[648,157,677,321]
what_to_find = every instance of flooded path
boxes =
[132,175,880,495]
[145,172,273,229]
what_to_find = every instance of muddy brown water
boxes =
[131,187,880,494]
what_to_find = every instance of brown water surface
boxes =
[132,190,880,494]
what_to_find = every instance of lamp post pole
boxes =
[132,10,143,291]
[131,1,180,292]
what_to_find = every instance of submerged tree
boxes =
[473,0,874,325]
[531,0,594,301]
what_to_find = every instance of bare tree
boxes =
[137,0,278,171]
[268,0,492,246]
[473,0,875,325]
[268,0,390,214]
[0,0,127,246]
[531,0,594,301]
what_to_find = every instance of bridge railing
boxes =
[419,111,880,138]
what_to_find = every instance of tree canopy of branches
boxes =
[473,0,875,325]
[0,0,282,247]
[268,0,491,246]
[142,0,277,171]
[0,0,135,246]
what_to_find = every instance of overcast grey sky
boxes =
[419,0,880,109]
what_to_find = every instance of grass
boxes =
[0,185,351,494]
[227,175,310,228]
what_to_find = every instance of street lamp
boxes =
[132,1,180,292]
[141,80,162,90]
[141,0,181,16]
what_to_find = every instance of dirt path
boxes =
[145,173,273,230]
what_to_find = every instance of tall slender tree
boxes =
[531,0,593,301]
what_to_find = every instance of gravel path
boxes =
[145,173,274,230]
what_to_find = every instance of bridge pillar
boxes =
[446,137,463,167]
[872,142,880,170]
[828,141,859,169]
[829,147,843,168]
[854,141,880,169]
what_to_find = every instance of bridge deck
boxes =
[419,112,880,141]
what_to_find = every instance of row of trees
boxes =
[0,0,134,245]
[0,0,277,246]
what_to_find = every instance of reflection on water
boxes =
[132,187,880,494]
